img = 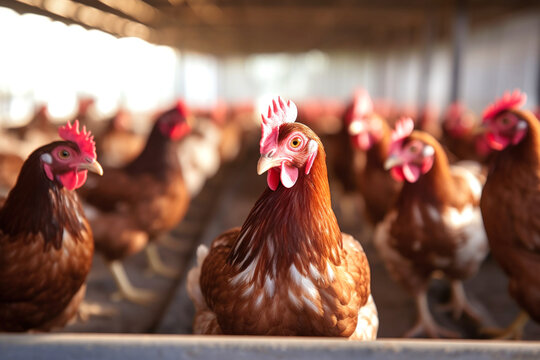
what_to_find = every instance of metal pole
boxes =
[450,0,468,104]
[418,8,435,110]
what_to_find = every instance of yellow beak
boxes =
[80,159,104,176]
[257,156,281,175]
[471,123,488,136]
[384,155,403,170]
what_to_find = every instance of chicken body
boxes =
[96,109,144,167]
[188,101,378,339]
[375,126,488,337]
[0,152,24,197]
[177,117,221,197]
[349,113,401,225]
[442,103,492,164]
[0,136,100,331]
[480,107,540,331]
[79,104,191,303]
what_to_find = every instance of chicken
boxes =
[416,105,442,140]
[347,90,401,225]
[0,120,102,331]
[73,97,97,129]
[329,96,362,195]
[96,108,144,167]
[375,117,488,338]
[0,152,24,197]
[442,103,492,163]
[79,101,191,305]
[3,105,58,159]
[6,104,57,141]
[187,97,378,338]
[479,90,540,339]
[177,116,221,197]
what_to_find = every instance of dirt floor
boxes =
[62,141,540,340]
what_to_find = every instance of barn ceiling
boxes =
[2,0,540,55]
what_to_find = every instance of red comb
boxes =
[351,89,373,119]
[58,120,96,160]
[176,99,189,117]
[390,117,414,153]
[445,102,464,121]
[483,89,527,122]
[260,96,297,154]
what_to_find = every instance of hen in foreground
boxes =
[480,90,540,339]
[187,97,378,338]
[0,121,102,331]
[375,117,488,338]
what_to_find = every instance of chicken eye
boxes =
[290,137,302,149]
[58,149,70,159]
[499,116,511,126]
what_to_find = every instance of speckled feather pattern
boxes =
[374,132,488,294]
[191,230,376,337]
[188,123,377,338]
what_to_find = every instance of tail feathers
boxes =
[350,294,379,340]
[186,245,209,312]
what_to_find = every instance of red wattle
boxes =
[169,123,190,140]
[267,167,280,191]
[390,167,405,182]
[280,162,298,188]
[58,170,88,190]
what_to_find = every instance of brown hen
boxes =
[375,117,488,338]
[188,97,378,338]
[0,121,102,331]
[79,101,191,305]
[480,90,540,339]
[347,90,402,225]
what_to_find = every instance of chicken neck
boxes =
[228,143,342,281]
[0,144,86,249]
[124,124,180,179]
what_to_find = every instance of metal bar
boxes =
[450,0,468,104]
[1,335,540,360]
[417,8,435,110]
[537,19,540,107]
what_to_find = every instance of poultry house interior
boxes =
[1,0,540,358]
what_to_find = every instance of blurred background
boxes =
[1,0,540,338]
[0,0,538,127]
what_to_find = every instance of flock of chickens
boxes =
[0,90,539,342]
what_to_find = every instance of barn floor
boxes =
[61,141,540,340]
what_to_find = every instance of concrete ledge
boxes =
[1,334,540,360]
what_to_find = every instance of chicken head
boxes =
[257,97,318,190]
[40,120,103,191]
[384,117,435,183]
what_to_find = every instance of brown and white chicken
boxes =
[187,97,378,338]
[375,117,488,338]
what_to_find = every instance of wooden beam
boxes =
[10,0,155,40]
[94,0,166,26]
[167,5,428,28]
